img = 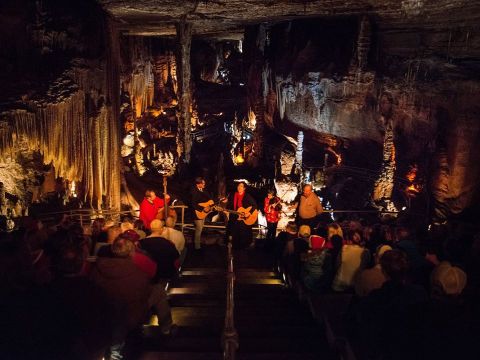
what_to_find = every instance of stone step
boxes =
[138,352,222,360]
[138,352,329,360]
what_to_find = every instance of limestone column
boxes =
[295,131,304,182]
[175,17,193,164]
[373,120,396,211]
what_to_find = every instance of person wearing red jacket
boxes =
[139,189,170,230]
[264,190,281,250]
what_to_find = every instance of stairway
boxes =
[132,245,335,360]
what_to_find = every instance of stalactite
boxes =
[175,18,193,163]
[356,16,371,72]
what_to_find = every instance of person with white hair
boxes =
[161,216,186,267]
[292,184,323,229]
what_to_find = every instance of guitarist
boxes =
[191,177,214,250]
[222,181,257,250]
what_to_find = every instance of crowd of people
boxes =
[1,180,480,360]
[0,213,185,360]
[273,216,480,359]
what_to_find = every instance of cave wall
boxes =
[0,0,122,213]
[241,17,480,219]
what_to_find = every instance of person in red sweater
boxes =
[139,189,170,230]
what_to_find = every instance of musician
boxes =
[263,190,281,249]
[191,177,214,250]
[223,182,257,250]
[292,184,323,229]
[139,189,170,230]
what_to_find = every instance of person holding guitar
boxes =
[222,181,258,250]
[264,189,281,250]
[191,177,214,250]
[139,189,170,230]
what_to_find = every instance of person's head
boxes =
[430,261,467,297]
[165,216,176,228]
[347,229,363,245]
[103,219,116,231]
[327,223,343,240]
[107,225,122,244]
[237,182,246,194]
[121,220,134,233]
[267,189,275,199]
[302,184,313,197]
[122,229,140,244]
[395,226,410,242]
[375,244,393,264]
[380,250,409,283]
[285,221,298,235]
[195,177,206,190]
[112,236,135,258]
[299,225,311,238]
[145,189,157,202]
[134,219,145,231]
[53,244,85,276]
[91,218,105,235]
[150,219,164,234]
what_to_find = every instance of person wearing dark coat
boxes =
[223,182,257,250]
[191,177,214,250]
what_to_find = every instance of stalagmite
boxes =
[295,131,304,178]
[373,120,397,213]
[175,17,193,163]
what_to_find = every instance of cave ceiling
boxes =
[98,0,480,37]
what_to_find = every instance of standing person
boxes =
[263,190,281,250]
[191,177,214,251]
[223,182,257,250]
[139,189,170,230]
[293,184,323,229]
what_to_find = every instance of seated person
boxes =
[332,230,370,292]
[354,244,392,297]
[349,250,428,360]
[301,229,334,294]
[90,236,175,359]
[161,216,186,267]
[139,219,179,280]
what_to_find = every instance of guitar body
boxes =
[195,200,214,220]
[234,206,258,226]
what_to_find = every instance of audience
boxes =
[2,207,480,360]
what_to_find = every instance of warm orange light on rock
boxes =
[234,153,245,164]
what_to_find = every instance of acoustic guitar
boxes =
[195,199,215,220]
[215,205,258,226]
[156,176,177,222]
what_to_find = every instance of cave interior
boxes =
[0,0,480,226]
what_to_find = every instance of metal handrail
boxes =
[222,239,238,360]
[33,205,189,232]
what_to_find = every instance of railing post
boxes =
[181,206,185,233]
[222,238,238,360]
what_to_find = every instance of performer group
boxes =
[139,177,324,250]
